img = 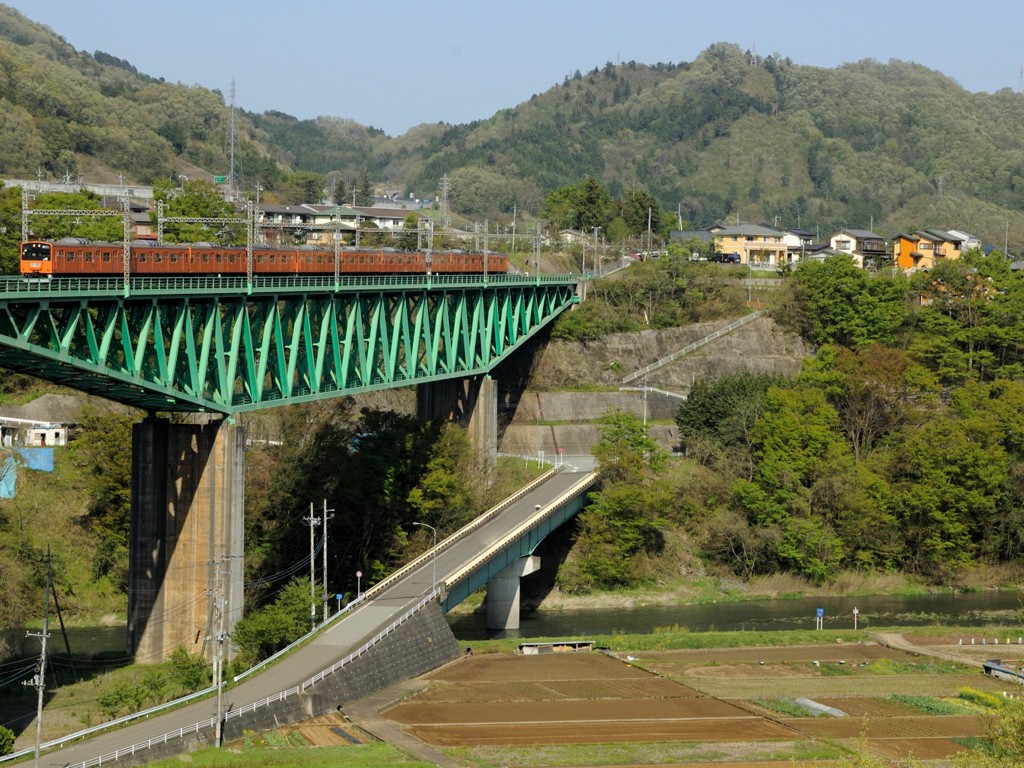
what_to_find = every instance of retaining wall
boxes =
[113,599,460,765]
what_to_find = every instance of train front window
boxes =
[22,243,51,261]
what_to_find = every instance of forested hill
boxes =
[3,3,1024,247]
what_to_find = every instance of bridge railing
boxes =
[444,471,600,589]
[0,685,219,765]
[57,591,440,768]
[366,466,558,598]
[0,473,561,765]
[0,272,577,297]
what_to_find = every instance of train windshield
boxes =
[21,242,51,261]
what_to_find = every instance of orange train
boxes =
[19,239,508,279]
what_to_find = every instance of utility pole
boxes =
[304,504,320,630]
[440,174,450,228]
[322,500,335,622]
[646,208,652,257]
[213,559,226,747]
[25,547,52,768]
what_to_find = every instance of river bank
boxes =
[449,565,1024,617]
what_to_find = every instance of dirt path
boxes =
[871,631,988,668]
[341,678,467,768]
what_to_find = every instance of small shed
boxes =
[24,425,66,447]
[518,640,595,655]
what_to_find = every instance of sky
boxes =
[7,0,1024,137]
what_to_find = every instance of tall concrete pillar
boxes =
[417,376,497,482]
[486,556,540,630]
[128,417,244,663]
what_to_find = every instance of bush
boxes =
[0,725,14,756]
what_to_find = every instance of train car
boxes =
[20,240,508,278]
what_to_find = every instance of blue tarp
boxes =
[0,447,56,498]
[0,456,16,498]
[15,447,54,471]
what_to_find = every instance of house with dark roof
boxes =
[892,229,966,270]
[828,228,887,269]
[780,227,818,264]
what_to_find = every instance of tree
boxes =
[407,424,475,533]
[783,256,909,347]
[885,413,1006,579]
[155,179,241,244]
[558,410,670,593]
[276,172,325,204]
[620,188,664,237]
[72,408,135,588]
[356,173,375,207]
[592,409,666,484]
[676,372,786,461]
[0,184,23,274]
[232,576,316,665]
[541,177,615,232]
[734,386,850,582]
[799,344,933,461]
[397,212,420,250]
[167,646,210,694]
[26,191,124,242]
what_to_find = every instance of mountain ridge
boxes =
[1,5,1023,248]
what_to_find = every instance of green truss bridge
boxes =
[0,273,579,414]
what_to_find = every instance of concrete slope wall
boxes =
[498,315,808,457]
[529,315,807,390]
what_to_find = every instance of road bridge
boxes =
[4,466,599,768]
[0,273,581,662]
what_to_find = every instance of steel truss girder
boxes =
[0,281,578,414]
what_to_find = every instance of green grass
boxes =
[463,628,872,655]
[754,698,822,717]
[462,622,1024,657]
[444,739,848,767]
[888,694,973,715]
[866,658,969,675]
[145,744,433,767]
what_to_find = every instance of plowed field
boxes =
[381,639,1005,765]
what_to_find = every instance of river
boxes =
[12,590,1023,655]
[445,590,1024,641]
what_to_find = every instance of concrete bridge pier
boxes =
[128,416,244,663]
[486,556,540,630]
[417,375,497,482]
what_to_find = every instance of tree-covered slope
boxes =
[2,6,1024,248]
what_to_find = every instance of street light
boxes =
[413,522,438,594]
[356,570,362,599]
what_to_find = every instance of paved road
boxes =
[34,466,595,768]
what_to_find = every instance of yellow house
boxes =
[711,224,788,267]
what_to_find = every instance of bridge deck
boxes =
[23,467,597,768]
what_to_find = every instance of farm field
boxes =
[377,635,1017,766]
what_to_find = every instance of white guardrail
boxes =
[1,467,563,767]
[58,591,439,768]
[445,471,600,588]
